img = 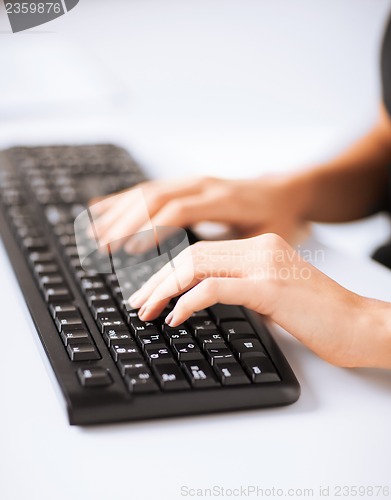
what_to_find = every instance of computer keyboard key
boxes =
[189,309,210,319]
[61,329,91,346]
[34,263,59,277]
[230,338,267,359]
[103,325,131,338]
[87,293,112,307]
[53,222,74,237]
[55,314,85,332]
[100,322,127,336]
[117,359,145,377]
[188,319,218,337]
[77,367,113,387]
[90,299,117,310]
[65,246,82,259]
[67,344,100,361]
[110,342,140,362]
[163,326,193,344]
[22,237,47,251]
[221,321,256,341]
[171,339,204,361]
[96,311,123,323]
[144,345,174,364]
[81,278,107,294]
[196,331,226,349]
[242,357,280,383]
[209,304,246,323]
[49,303,78,318]
[213,360,250,385]
[152,363,190,391]
[75,269,98,281]
[58,235,77,247]
[44,286,72,303]
[130,318,159,336]
[61,325,90,339]
[103,330,133,347]
[96,313,126,333]
[181,360,220,388]
[17,226,42,240]
[204,347,235,366]
[136,332,166,350]
[125,369,159,394]
[91,304,117,319]
[29,251,54,265]
[39,275,64,289]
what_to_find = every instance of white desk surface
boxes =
[1,1,391,499]
[1,232,391,500]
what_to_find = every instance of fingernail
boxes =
[165,311,174,326]
[138,304,147,318]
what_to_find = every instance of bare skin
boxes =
[88,104,391,369]
[129,234,391,369]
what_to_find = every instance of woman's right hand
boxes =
[130,233,391,369]
[89,174,309,252]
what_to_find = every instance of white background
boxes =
[1,1,391,499]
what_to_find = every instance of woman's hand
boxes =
[129,234,391,369]
[88,175,309,252]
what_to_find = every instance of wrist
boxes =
[349,296,391,369]
[280,170,316,221]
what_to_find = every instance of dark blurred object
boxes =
[373,241,391,268]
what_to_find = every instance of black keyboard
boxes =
[0,144,300,425]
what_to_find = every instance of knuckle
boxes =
[202,277,219,296]
[147,190,167,210]
[198,176,215,188]
[166,199,184,218]
[191,241,208,263]
[194,175,223,192]
[191,240,205,253]
[194,176,207,188]
[257,232,285,252]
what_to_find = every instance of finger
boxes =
[143,176,205,200]
[124,195,220,255]
[137,244,245,320]
[166,277,257,326]
[130,239,238,308]
[94,194,154,246]
[124,223,178,254]
[129,247,193,308]
[109,176,205,237]
[137,260,197,320]
[88,193,119,214]
[96,178,209,250]
[149,195,219,228]
[93,182,198,246]
[91,196,139,240]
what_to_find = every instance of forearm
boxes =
[289,105,391,223]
